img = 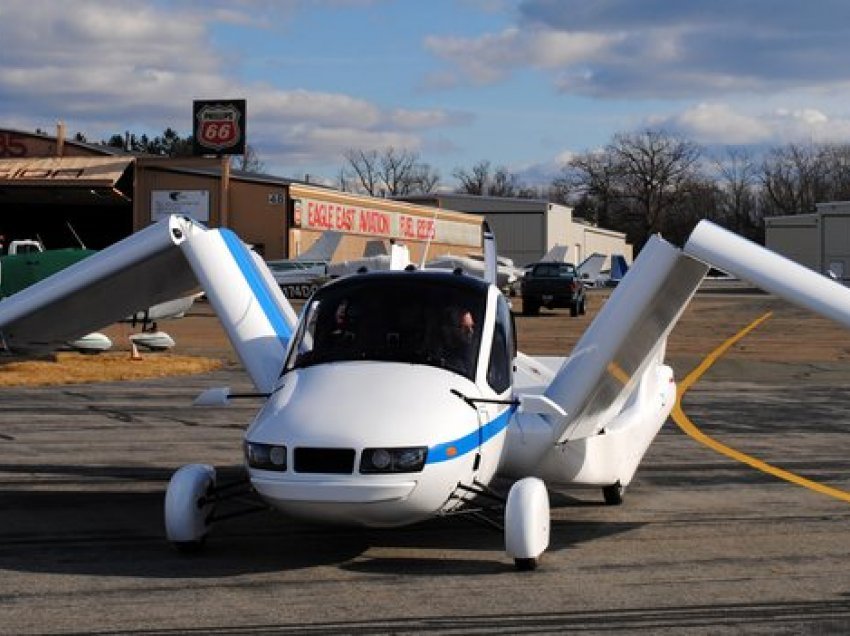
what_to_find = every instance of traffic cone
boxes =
[130,340,143,361]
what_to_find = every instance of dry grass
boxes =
[0,352,224,387]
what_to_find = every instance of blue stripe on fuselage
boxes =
[426,405,515,464]
[220,229,292,346]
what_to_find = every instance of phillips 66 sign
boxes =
[192,99,246,156]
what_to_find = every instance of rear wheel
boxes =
[579,297,587,315]
[570,301,579,317]
[602,482,625,505]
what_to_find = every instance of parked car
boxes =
[521,261,587,316]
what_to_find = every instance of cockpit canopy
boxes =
[284,272,489,381]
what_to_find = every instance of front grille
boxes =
[294,447,356,474]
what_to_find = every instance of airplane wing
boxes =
[539,234,708,443]
[536,219,850,444]
[0,215,298,393]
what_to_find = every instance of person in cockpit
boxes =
[437,306,476,376]
[328,298,357,346]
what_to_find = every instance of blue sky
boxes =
[3,0,850,187]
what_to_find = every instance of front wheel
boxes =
[164,464,217,549]
[505,477,550,570]
[514,557,538,571]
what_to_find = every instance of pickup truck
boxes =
[521,261,587,316]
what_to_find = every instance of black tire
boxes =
[523,300,540,316]
[514,557,539,571]
[172,537,207,554]
[579,298,587,315]
[602,483,624,506]
[570,302,578,317]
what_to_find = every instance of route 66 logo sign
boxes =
[193,99,246,155]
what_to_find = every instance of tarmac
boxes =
[0,291,848,634]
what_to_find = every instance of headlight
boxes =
[245,441,287,471]
[360,447,427,473]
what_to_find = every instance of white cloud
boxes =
[425,27,620,86]
[424,2,850,99]
[0,0,464,177]
[648,102,850,146]
[658,103,773,144]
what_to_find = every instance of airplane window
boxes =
[284,276,487,381]
[487,295,513,393]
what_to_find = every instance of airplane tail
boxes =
[576,253,606,284]
[542,234,708,443]
[540,244,569,263]
[609,254,629,283]
[297,231,342,261]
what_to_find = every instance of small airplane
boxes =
[425,252,524,294]
[0,215,848,570]
[268,231,411,299]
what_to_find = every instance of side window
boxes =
[487,296,513,393]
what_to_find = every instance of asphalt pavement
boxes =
[0,294,848,634]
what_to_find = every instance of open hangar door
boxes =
[0,157,134,250]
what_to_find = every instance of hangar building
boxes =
[765,201,850,284]
[399,193,632,267]
[0,127,482,262]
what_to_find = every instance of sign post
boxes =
[192,99,246,228]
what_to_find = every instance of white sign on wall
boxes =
[151,190,210,222]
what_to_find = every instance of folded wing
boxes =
[0,215,297,393]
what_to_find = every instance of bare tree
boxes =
[342,147,439,196]
[411,163,440,194]
[343,148,381,195]
[453,160,491,195]
[453,160,535,198]
[564,150,621,227]
[612,130,702,241]
[713,148,761,240]
[232,144,265,173]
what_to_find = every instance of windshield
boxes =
[284,276,487,380]
[532,262,576,277]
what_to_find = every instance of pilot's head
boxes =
[443,306,475,347]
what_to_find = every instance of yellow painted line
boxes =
[672,311,850,504]
[606,361,630,386]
